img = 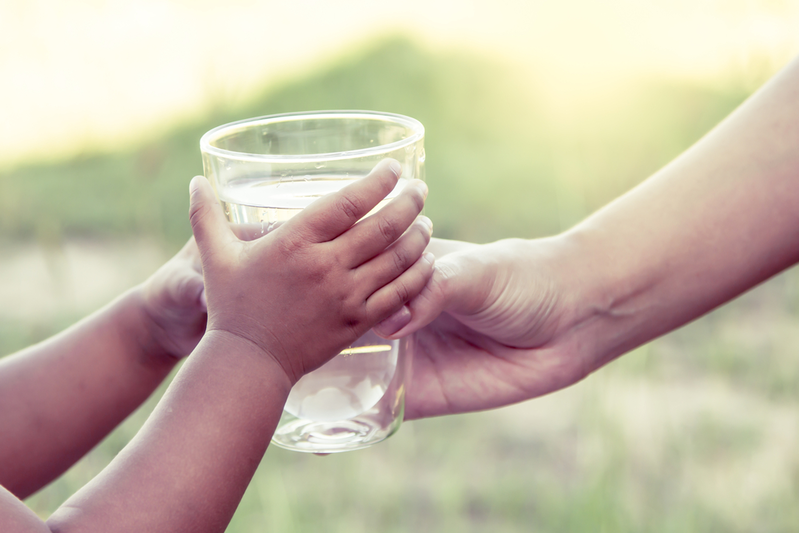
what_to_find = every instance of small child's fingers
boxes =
[374,264,449,339]
[189,176,237,255]
[340,179,428,268]
[282,159,401,243]
[364,252,436,324]
[354,215,433,291]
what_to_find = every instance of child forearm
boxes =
[0,158,430,531]
[0,287,179,498]
[43,331,289,533]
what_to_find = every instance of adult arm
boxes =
[382,55,799,419]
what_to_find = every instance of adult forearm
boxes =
[0,287,178,498]
[559,56,799,369]
[46,331,290,533]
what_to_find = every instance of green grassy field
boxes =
[0,37,752,246]
[4,36,798,532]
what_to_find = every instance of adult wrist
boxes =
[552,224,664,372]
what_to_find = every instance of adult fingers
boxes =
[189,176,237,257]
[365,252,436,325]
[281,159,402,243]
[339,179,428,268]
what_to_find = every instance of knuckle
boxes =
[188,202,208,232]
[377,216,399,243]
[342,302,367,332]
[391,280,412,306]
[335,194,363,221]
[344,314,364,331]
[300,257,329,286]
[274,229,308,257]
[391,246,411,273]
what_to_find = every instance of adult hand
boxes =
[376,236,592,420]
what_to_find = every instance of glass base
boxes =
[271,410,402,453]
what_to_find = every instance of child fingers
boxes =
[374,263,450,339]
[340,178,428,268]
[364,252,436,324]
[189,176,237,254]
[283,159,402,243]
[355,215,433,289]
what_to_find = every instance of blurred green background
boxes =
[2,1,799,531]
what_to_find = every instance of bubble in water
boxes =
[405,144,415,153]
[314,162,325,169]
[419,148,426,163]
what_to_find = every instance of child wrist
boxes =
[125,285,187,363]
[201,329,295,390]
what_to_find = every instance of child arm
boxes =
[1,159,432,532]
[0,239,206,499]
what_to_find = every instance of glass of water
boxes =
[200,110,425,453]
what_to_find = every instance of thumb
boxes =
[189,176,236,255]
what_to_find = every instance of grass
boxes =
[4,35,799,532]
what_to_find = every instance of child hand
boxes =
[189,159,434,383]
[139,238,208,358]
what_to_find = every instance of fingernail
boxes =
[423,252,435,265]
[374,306,411,337]
[418,216,433,236]
[189,176,202,198]
[389,160,402,178]
[420,181,428,199]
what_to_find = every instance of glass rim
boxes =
[200,110,425,163]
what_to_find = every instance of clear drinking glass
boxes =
[200,111,425,453]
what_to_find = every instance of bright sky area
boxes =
[1,0,798,169]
